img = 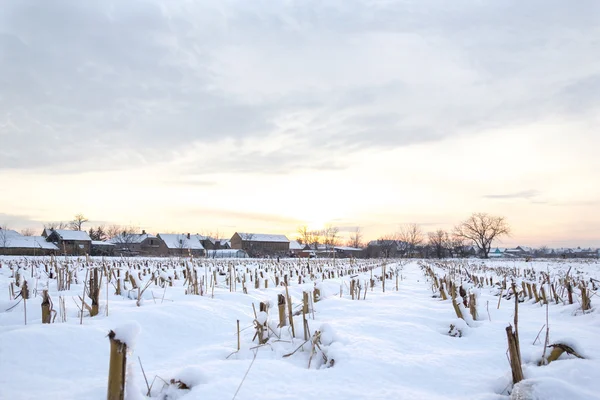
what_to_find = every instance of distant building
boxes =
[108,230,163,256]
[157,233,205,257]
[288,240,303,256]
[91,241,115,256]
[365,240,406,258]
[205,249,248,258]
[0,229,58,256]
[230,233,290,257]
[45,229,92,255]
[334,246,364,258]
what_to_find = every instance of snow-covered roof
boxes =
[92,241,115,246]
[158,234,205,250]
[190,234,216,245]
[334,246,363,251]
[0,232,58,250]
[51,229,91,241]
[289,240,303,250]
[236,233,289,243]
[107,233,156,244]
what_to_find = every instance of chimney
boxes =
[142,230,146,235]
[187,233,190,239]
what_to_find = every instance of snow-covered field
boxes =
[0,257,598,400]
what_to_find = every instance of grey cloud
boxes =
[484,190,540,200]
[1,0,599,173]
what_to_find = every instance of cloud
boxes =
[484,190,540,200]
[1,0,599,175]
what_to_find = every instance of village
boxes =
[0,224,597,260]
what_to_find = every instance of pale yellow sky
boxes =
[2,115,599,247]
[1,1,599,248]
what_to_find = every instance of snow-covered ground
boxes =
[0,257,598,400]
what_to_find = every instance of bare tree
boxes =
[297,226,313,247]
[398,223,423,258]
[449,234,468,258]
[44,221,68,230]
[428,229,449,259]
[176,234,191,257]
[323,225,340,250]
[20,228,36,236]
[376,233,399,258]
[108,226,139,254]
[454,213,511,258]
[0,225,11,250]
[347,227,364,248]
[69,213,89,231]
[88,226,107,241]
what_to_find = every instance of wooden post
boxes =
[107,331,127,400]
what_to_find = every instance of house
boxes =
[230,233,290,257]
[91,241,115,256]
[365,240,406,258]
[453,245,478,258]
[488,248,507,258]
[215,239,232,249]
[334,246,364,258]
[0,229,58,256]
[108,230,164,256]
[45,229,92,255]
[157,233,205,257]
[288,240,303,256]
[205,249,248,258]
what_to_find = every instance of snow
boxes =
[113,321,141,348]
[158,234,205,250]
[236,233,289,243]
[0,257,599,399]
[0,234,59,250]
[107,234,157,244]
[51,229,92,241]
[92,240,115,246]
[289,241,303,250]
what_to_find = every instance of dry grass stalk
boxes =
[580,284,591,313]
[107,330,127,400]
[277,294,286,327]
[469,293,478,321]
[41,289,53,324]
[532,283,540,303]
[21,280,29,325]
[506,325,524,385]
[285,285,295,337]
[545,343,585,364]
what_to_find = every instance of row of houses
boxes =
[488,246,600,259]
[2,227,597,259]
[0,228,366,259]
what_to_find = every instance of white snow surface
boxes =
[51,229,92,241]
[158,234,205,250]
[0,257,599,400]
[236,233,289,242]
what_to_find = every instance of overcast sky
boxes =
[1,0,599,247]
